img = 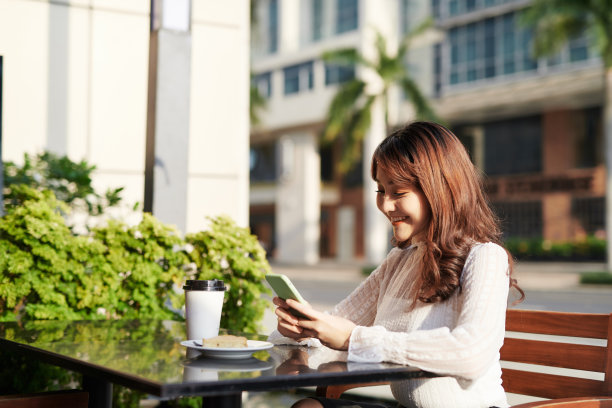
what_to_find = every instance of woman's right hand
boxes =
[273,296,310,341]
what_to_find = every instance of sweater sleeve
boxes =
[347,243,510,380]
[329,248,399,325]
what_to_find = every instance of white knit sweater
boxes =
[271,242,510,408]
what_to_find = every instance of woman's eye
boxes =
[394,192,407,197]
[375,190,384,194]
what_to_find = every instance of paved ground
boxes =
[243,259,612,408]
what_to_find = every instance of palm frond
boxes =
[338,96,375,173]
[520,0,589,57]
[249,83,267,125]
[398,17,433,59]
[323,80,366,143]
[374,30,388,60]
[400,77,441,123]
[322,48,375,70]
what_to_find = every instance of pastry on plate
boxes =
[202,334,248,348]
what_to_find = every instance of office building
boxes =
[249,0,604,264]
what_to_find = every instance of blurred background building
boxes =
[249,0,605,265]
[0,0,605,266]
[0,0,251,232]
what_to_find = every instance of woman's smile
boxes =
[375,168,431,244]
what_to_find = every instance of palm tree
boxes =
[321,20,440,173]
[322,21,440,264]
[250,77,267,126]
[249,0,267,126]
[521,0,612,271]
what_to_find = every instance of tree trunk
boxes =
[605,66,612,272]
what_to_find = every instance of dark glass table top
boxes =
[0,319,433,398]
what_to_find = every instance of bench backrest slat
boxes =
[505,309,609,338]
[502,369,604,400]
[501,309,612,399]
[502,338,607,372]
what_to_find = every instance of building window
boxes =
[433,43,442,96]
[483,116,541,176]
[268,0,279,53]
[492,200,542,239]
[324,62,355,85]
[253,72,272,99]
[569,34,589,62]
[571,197,604,236]
[431,0,442,20]
[336,0,358,34]
[312,0,324,41]
[575,106,603,168]
[250,143,277,182]
[320,144,334,182]
[439,8,597,92]
[445,0,524,17]
[283,61,314,95]
[448,12,537,86]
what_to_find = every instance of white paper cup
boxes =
[183,279,227,341]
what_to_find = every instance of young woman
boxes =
[270,121,523,408]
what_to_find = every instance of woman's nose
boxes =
[380,195,394,213]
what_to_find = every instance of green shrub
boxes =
[0,185,188,322]
[580,271,612,285]
[186,216,271,334]
[505,236,606,261]
[3,151,123,216]
[0,185,271,407]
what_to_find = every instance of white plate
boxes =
[182,356,274,372]
[180,339,274,359]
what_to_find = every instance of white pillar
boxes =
[46,4,69,155]
[363,98,390,265]
[359,0,398,265]
[276,132,321,265]
[605,67,612,272]
[144,0,191,233]
[279,0,300,53]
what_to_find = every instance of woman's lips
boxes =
[390,216,407,226]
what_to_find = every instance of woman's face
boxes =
[375,167,431,244]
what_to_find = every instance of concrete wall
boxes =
[0,0,250,233]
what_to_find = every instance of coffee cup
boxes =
[183,279,227,341]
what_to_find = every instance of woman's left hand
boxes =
[285,299,357,351]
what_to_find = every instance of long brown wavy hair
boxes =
[371,121,523,304]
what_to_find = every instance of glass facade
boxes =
[448,12,537,85]
[324,62,355,86]
[483,116,542,176]
[437,0,596,91]
[574,106,604,168]
[283,61,314,95]
[253,72,272,99]
[446,0,520,17]
[492,201,542,239]
[571,197,605,235]
[312,0,324,41]
[336,0,359,34]
[268,0,278,53]
[250,143,277,182]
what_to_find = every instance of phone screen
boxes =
[265,274,308,318]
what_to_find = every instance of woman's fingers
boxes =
[275,306,299,325]
[285,299,319,320]
[278,319,303,335]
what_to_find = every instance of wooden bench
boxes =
[0,390,88,408]
[316,309,612,407]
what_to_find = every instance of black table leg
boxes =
[201,392,242,408]
[82,375,113,408]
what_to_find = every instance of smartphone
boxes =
[265,273,308,318]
